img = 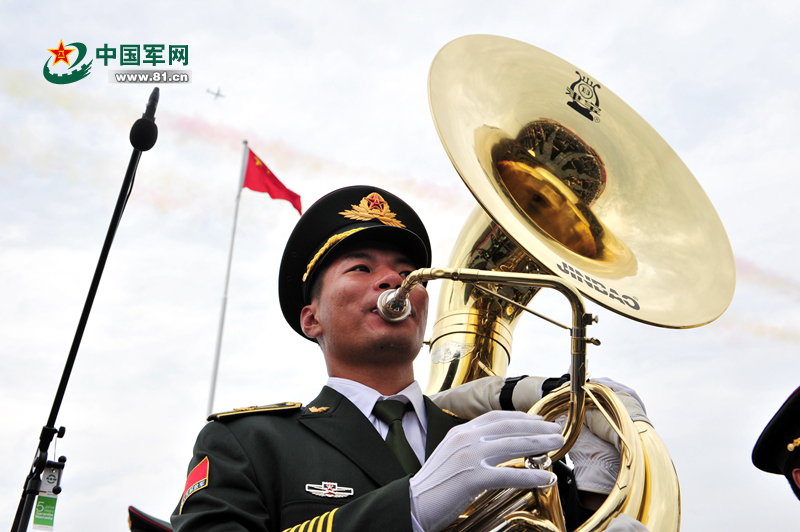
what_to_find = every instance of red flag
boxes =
[243,149,302,214]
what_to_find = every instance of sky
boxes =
[2,1,800,530]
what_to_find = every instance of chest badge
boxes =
[305,481,354,498]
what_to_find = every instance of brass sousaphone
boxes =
[381,35,735,531]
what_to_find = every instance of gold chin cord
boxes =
[395,35,736,531]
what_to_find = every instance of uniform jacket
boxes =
[171,385,465,532]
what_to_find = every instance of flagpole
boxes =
[207,140,249,417]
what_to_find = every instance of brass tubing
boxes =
[389,268,590,457]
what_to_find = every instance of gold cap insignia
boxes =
[339,192,405,228]
[788,437,800,452]
[309,406,330,413]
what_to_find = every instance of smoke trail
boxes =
[735,257,800,299]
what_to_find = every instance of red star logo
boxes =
[48,40,75,67]
[366,193,386,211]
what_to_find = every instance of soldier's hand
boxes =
[589,377,647,415]
[585,377,650,451]
[555,415,620,495]
[409,410,563,532]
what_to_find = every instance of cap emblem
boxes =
[339,192,406,228]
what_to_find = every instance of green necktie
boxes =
[372,399,422,475]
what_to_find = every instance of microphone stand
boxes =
[10,87,160,532]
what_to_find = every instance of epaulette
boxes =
[207,401,302,422]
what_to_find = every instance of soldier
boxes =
[753,387,800,500]
[171,185,648,532]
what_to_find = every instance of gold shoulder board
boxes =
[208,401,302,422]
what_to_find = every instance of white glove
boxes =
[409,410,563,532]
[430,375,649,452]
[605,514,651,531]
[585,377,649,452]
[589,377,647,415]
[430,376,545,419]
[556,416,619,494]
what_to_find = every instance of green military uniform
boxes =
[171,386,464,531]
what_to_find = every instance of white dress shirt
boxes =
[326,377,428,466]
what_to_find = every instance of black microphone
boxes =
[143,87,159,121]
[129,87,159,151]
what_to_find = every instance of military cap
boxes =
[752,387,800,477]
[128,505,172,531]
[279,185,431,339]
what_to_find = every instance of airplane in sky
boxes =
[206,87,224,100]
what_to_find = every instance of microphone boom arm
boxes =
[10,88,160,532]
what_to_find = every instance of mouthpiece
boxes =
[377,288,412,321]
